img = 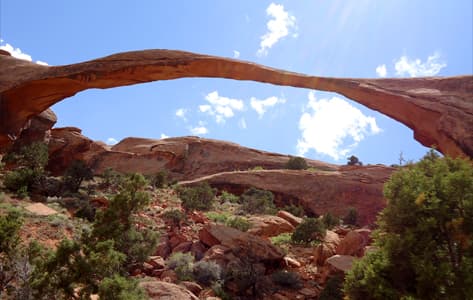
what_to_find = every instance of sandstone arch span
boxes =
[0,49,472,157]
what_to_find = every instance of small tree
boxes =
[285,156,308,170]
[240,187,276,215]
[63,160,93,193]
[343,207,358,226]
[178,182,216,212]
[291,217,326,244]
[347,155,362,166]
[344,151,473,299]
[148,170,168,188]
[322,212,340,229]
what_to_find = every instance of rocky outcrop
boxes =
[181,165,395,226]
[1,50,472,157]
[247,215,295,238]
[46,133,335,177]
[139,279,199,300]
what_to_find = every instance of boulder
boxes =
[277,210,303,227]
[139,279,199,300]
[326,255,357,273]
[314,231,341,265]
[247,215,294,237]
[199,224,285,262]
[336,230,367,257]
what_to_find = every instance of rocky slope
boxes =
[1,49,472,158]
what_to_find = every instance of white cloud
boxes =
[394,52,446,77]
[175,108,187,120]
[296,92,381,161]
[238,118,247,129]
[200,91,244,124]
[189,122,209,135]
[0,42,48,65]
[375,64,387,77]
[160,133,169,139]
[106,137,118,145]
[257,3,297,56]
[233,50,240,58]
[250,96,286,118]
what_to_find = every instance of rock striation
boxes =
[1,49,472,157]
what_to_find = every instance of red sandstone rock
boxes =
[277,210,303,227]
[336,230,366,257]
[140,279,198,300]
[247,215,295,238]
[1,50,471,158]
[314,231,341,265]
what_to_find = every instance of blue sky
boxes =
[1,1,472,165]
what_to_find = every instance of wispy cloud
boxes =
[0,41,48,65]
[257,3,297,56]
[199,91,244,123]
[238,118,247,129]
[233,50,240,58]
[250,96,286,118]
[160,133,169,139]
[106,137,119,145]
[297,92,381,160]
[189,121,209,135]
[175,108,188,121]
[394,52,446,77]
[375,64,387,77]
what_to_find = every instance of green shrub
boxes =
[271,270,302,289]
[4,168,36,194]
[322,212,339,229]
[63,160,93,193]
[161,208,184,228]
[90,173,157,266]
[240,187,276,215]
[270,232,292,246]
[148,170,168,188]
[344,151,473,299]
[291,217,326,244]
[101,168,124,189]
[282,204,305,217]
[75,202,96,222]
[193,260,222,285]
[343,207,358,226]
[205,211,231,223]
[178,182,216,211]
[347,155,362,166]
[319,274,344,300]
[166,252,195,281]
[225,216,251,232]
[285,156,308,170]
[98,275,146,300]
[220,190,239,203]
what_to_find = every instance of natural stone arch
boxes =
[0,49,472,157]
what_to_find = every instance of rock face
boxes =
[46,133,336,177]
[182,165,394,226]
[0,50,472,158]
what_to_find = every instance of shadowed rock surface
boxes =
[1,49,472,157]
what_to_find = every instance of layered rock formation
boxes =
[180,165,394,226]
[1,49,472,157]
[46,128,336,177]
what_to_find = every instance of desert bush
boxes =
[270,232,292,246]
[205,211,231,223]
[177,182,216,212]
[347,155,363,166]
[193,260,222,285]
[322,212,339,229]
[240,187,276,215]
[166,252,195,281]
[319,274,344,300]
[62,160,93,193]
[271,270,302,289]
[219,190,239,203]
[291,217,326,244]
[101,168,124,189]
[285,156,308,170]
[343,207,358,226]
[148,170,168,188]
[225,216,251,232]
[75,202,96,222]
[282,204,305,217]
[98,275,146,300]
[344,151,473,299]
[161,208,184,228]
[4,168,36,196]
